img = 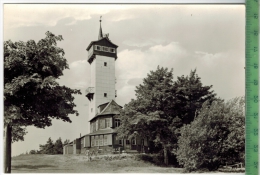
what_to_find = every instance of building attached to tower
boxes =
[63,19,149,155]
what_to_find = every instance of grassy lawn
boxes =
[11,154,184,173]
[11,154,244,174]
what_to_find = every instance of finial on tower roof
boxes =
[98,16,103,40]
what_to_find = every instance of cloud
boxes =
[116,41,188,79]
[115,42,189,105]
[123,38,169,48]
[4,4,164,29]
[4,4,111,29]
[110,14,136,22]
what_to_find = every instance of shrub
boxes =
[176,98,245,172]
[135,153,179,167]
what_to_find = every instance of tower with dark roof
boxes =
[86,18,118,133]
[63,18,150,154]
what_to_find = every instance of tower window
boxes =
[110,48,115,53]
[104,93,107,97]
[104,62,107,66]
[96,45,101,50]
[103,46,109,52]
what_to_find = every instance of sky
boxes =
[3,4,245,156]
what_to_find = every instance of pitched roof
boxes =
[89,100,122,122]
[86,37,118,51]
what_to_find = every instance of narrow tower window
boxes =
[96,45,101,50]
[104,93,107,97]
[104,62,107,66]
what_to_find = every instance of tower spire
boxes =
[98,16,103,40]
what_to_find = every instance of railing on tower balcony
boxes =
[85,87,95,100]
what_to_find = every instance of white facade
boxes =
[88,55,116,130]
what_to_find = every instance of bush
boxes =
[176,98,245,172]
[135,154,154,162]
[135,153,179,167]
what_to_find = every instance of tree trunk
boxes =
[163,146,169,165]
[4,124,12,173]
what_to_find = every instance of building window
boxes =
[90,124,93,133]
[96,45,101,50]
[104,135,108,145]
[119,139,123,145]
[100,119,105,129]
[141,139,144,145]
[95,136,99,146]
[126,140,130,145]
[96,120,98,131]
[103,46,109,52]
[110,48,115,53]
[81,139,84,145]
[105,118,110,128]
[115,119,120,127]
[93,122,96,132]
[104,93,107,97]
[104,62,107,66]
[131,138,136,145]
[91,136,95,147]
[99,135,103,146]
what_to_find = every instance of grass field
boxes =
[11,154,244,174]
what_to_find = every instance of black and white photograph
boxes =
[3,4,245,174]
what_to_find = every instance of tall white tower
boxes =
[86,18,118,133]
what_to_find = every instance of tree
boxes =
[176,97,245,172]
[4,31,81,173]
[174,69,216,125]
[118,67,216,165]
[118,66,178,165]
[63,139,70,146]
[11,124,27,143]
[45,137,54,154]
[53,137,63,154]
